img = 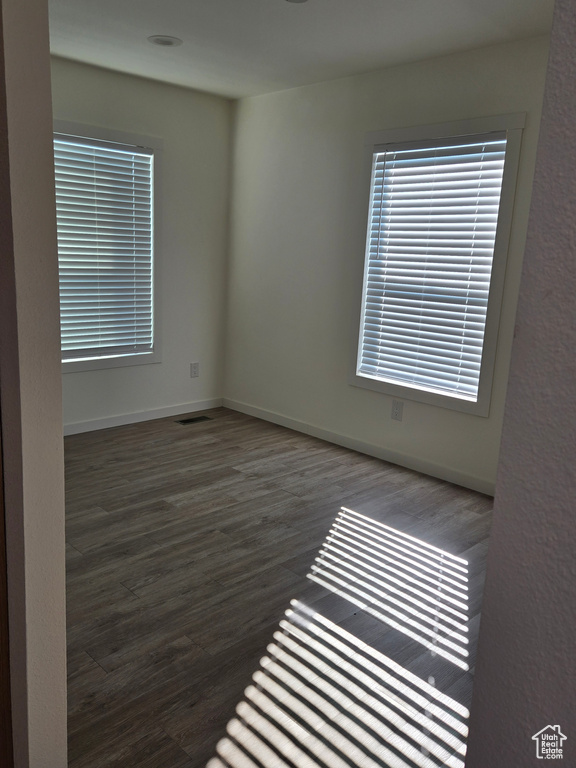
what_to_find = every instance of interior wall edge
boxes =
[223,397,495,496]
[1,0,67,763]
[466,0,576,761]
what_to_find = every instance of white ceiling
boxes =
[48,0,554,99]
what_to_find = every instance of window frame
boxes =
[53,121,163,374]
[350,113,525,416]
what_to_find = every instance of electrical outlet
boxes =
[391,399,404,421]
[190,362,200,378]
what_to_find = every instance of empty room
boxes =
[2,0,574,767]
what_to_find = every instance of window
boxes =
[352,115,524,415]
[54,130,157,369]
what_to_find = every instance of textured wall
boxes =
[466,1,576,765]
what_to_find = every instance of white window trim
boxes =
[350,113,525,417]
[53,120,163,374]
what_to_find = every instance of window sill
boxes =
[62,349,161,374]
[349,370,491,416]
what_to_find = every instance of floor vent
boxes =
[176,416,212,425]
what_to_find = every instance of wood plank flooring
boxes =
[65,407,493,768]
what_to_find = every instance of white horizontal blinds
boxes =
[359,132,507,401]
[54,134,154,362]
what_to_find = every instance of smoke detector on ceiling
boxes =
[147,35,183,47]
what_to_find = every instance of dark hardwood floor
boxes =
[65,407,492,768]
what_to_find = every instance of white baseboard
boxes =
[63,399,223,436]
[223,397,495,496]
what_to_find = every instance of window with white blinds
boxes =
[355,125,519,413]
[54,133,154,363]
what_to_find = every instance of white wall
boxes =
[51,58,233,433]
[225,36,550,494]
[0,0,67,765]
